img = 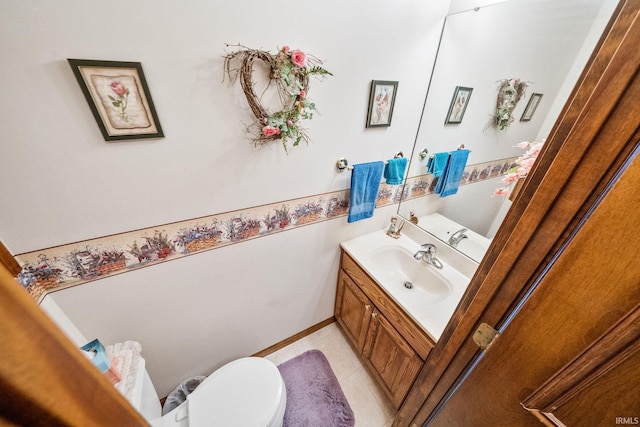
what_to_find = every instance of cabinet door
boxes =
[364,310,423,408]
[335,269,372,353]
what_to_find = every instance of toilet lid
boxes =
[186,357,285,427]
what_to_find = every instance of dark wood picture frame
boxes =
[366,80,398,128]
[445,86,473,124]
[520,92,543,122]
[68,59,164,141]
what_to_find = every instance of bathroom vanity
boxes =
[336,251,431,408]
[334,228,474,408]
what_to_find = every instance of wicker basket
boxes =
[26,276,58,301]
[327,207,348,218]
[27,283,45,300]
[297,213,320,225]
[36,276,59,290]
[94,259,126,276]
[184,237,218,253]
[241,228,260,239]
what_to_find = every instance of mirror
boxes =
[397,0,618,262]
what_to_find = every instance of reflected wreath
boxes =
[492,78,529,131]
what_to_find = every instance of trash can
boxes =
[162,376,207,415]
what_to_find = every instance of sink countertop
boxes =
[417,213,492,261]
[340,229,474,342]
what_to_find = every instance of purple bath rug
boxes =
[278,349,355,427]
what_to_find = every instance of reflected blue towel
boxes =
[383,157,408,185]
[427,152,449,178]
[436,149,470,197]
[348,161,385,223]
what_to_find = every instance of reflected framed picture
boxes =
[68,59,164,141]
[520,93,543,122]
[445,86,473,124]
[366,80,398,128]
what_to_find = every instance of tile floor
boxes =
[265,322,397,427]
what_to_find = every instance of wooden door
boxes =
[335,268,372,353]
[364,310,423,408]
[428,144,640,425]
[0,262,148,426]
[395,2,640,426]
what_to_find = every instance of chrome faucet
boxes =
[448,228,468,248]
[413,243,443,269]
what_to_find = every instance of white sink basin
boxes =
[368,245,452,304]
[341,229,472,341]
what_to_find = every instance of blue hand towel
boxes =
[348,161,385,223]
[383,157,408,185]
[427,152,449,178]
[437,149,470,197]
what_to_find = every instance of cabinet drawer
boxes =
[340,250,434,360]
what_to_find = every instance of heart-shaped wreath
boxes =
[224,44,332,151]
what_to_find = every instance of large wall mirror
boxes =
[398,0,618,262]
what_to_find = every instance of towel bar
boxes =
[336,152,403,172]
[428,145,470,159]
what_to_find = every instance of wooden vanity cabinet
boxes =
[335,266,372,353]
[335,250,435,408]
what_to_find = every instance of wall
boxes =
[0,0,450,396]
[448,0,509,15]
[535,0,620,140]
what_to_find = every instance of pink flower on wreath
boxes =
[298,89,306,99]
[110,81,127,96]
[290,50,307,67]
[286,120,293,126]
[262,126,281,137]
[282,46,290,54]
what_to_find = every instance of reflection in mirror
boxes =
[398,0,618,262]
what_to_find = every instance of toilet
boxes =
[148,357,287,427]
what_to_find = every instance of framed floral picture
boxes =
[68,59,164,141]
[520,92,543,122]
[445,86,473,124]
[366,80,398,127]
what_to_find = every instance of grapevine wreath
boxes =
[224,44,332,151]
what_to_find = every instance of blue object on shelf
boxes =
[80,338,111,373]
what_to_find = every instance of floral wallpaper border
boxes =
[403,156,518,199]
[17,157,516,303]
